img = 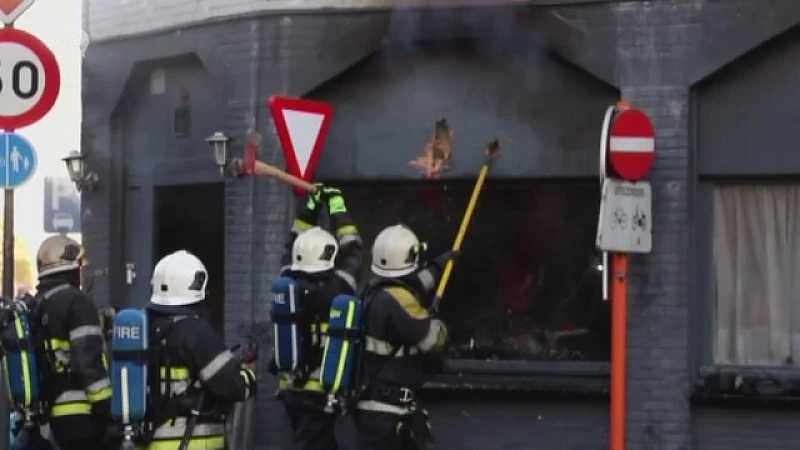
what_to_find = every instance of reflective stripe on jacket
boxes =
[35,281,112,419]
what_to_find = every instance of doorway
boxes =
[154,183,225,333]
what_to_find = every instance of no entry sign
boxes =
[608,108,655,181]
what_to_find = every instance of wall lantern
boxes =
[206,131,245,176]
[62,151,99,192]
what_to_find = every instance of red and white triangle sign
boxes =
[268,95,334,194]
[0,0,36,25]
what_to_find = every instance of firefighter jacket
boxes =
[144,306,256,450]
[34,275,112,440]
[357,260,448,414]
[277,210,364,393]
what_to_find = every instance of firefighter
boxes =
[33,234,115,450]
[273,185,363,450]
[143,249,257,450]
[353,224,456,450]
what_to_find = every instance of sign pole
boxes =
[599,105,614,302]
[0,8,56,449]
[610,251,628,450]
[3,188,13,298]
[598,100,655,450]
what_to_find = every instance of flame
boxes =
[410,119,453,179]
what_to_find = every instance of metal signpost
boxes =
[596,101,656,450]
[0,5,61,447]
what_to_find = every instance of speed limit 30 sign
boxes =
[0,27,61,130]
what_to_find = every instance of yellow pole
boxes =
[430,140,500,314]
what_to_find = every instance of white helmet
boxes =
[291,227,338,273]
[150,250,208,306]
[371,224,425,278]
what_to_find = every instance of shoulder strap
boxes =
[33,284,71,315]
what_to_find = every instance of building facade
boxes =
[81,0,800,448]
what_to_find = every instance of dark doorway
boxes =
[154,183,225,333]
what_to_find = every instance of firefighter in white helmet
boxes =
[270,185,363,450]
[141,250,256,450]
[32,234,115,449]
[353,224,456,450]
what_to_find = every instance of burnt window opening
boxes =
[343,180,607,363]
[173,105,191,138]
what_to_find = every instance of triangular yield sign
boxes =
[0,0,35,25]
[269,96,333,195]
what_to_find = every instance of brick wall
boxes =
[85,0,537,42]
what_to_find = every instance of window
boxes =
[342,180,609,362]
[173,105,191,138]
[713,184,800,366]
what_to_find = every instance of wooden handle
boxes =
[253,160,317,193]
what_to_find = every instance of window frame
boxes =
[333,177,611,393]
[692,178,800,400]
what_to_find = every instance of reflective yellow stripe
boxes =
[333,301,356,393]
[159,367,191,379]
[12,317,32,406]
[147,436,225,450]
[328,196,347,214]
[88,386,111,403]
[48,339,70,351]
[51,402,91,417]
[294,219,313,232]
[278,377,323,392]
[310,322,329,334]
[335,225,358,238]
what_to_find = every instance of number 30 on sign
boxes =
[0,27,61,130]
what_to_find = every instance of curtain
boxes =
[713,184,800,365]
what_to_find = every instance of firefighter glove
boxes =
[296,189,321,226]
[429,249,460,272]
[240,367,258,398]
[319,185,347,215]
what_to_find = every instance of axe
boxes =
[252,160,318,193]
[230,130,319,194]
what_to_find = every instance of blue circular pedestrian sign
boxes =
[0,132,37,189]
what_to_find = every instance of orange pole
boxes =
[610,252,629,450]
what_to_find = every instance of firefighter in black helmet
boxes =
[33,234,115,450]
[143,249,257,450]
[353,224,456,450]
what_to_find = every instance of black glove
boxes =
[428,250,460,272]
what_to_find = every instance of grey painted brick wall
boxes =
[614,2,695,448]
[80,1,800,449]
[85,0,537,42]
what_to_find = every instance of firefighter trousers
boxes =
[282,391,339,450]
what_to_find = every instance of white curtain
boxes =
[713,184,800,365]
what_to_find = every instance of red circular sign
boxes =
[608,108,656,181]
[0,27,61,130]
